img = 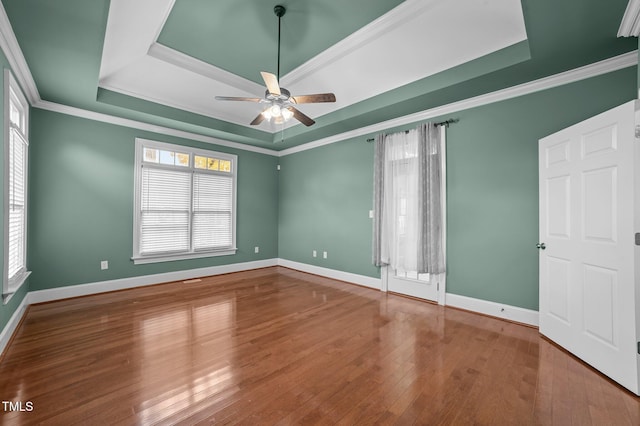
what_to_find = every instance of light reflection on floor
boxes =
[1,267,637,424]
[137,298,236,424]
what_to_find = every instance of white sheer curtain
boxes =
[373,123,445,274]
[380,129,420,271]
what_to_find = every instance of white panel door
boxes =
[539,100,639,395]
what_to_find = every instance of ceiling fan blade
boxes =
[291,93,336,104]
[289,107,315,127]
[260,71,281,96]
[215,96,262,102]
[250,111,267,126]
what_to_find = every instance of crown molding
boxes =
[0,0,278,156]
[35,100,279,156]
[283,0,526,89]
[103,42,301,133]
[99,0,175,81]
[0,0,40,104]
[278,50,638,157]
[97,80,250,127]
[98,0,526,136]
[148,43,264,95]
[618,0,640,37]
[0,0,635,159]
[282,0,429,87]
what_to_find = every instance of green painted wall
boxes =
[0,50,31,332]
[2,54,637,337]
[278,67,636,311]
[278,139,378,277]
[27,109,279,291]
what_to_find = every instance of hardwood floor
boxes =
[0,266,638,425]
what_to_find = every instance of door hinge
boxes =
[638,341,640,355]
[636,233,640,246]
[635,125,640,139]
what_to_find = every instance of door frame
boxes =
[380,126,447,306]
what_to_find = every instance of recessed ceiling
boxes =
[1,0,637,151]
[157,0,406,82]
[98,0,527,132]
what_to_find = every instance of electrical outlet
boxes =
[312,250,317,257]
[254,246,259,253]
[100,260,108,270]
[369,210,374,218]
[323,251,328,259]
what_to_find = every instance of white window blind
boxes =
[8,127,27,279]
[193,173,233,250]
[140,167,191,255]
[133,139,237,264]
[4,70,30,301]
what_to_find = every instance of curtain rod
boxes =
[366,118,459,142]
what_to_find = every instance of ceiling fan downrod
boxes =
[214,3,335,128]
[274,5,286,81]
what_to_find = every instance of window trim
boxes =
[3,69,31,304]
[131,138,238,265]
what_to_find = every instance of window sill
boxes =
[132,248,237,265]
[3,270,31,305]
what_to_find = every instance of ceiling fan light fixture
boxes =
[215,4,336,129]
[270,104,282,117]
[262,103,290,121]
[282,107,293,120]
[262,101,294,122]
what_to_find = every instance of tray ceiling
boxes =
[1,0,637,151]
[98,0,527,132]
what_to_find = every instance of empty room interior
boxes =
[1,0,640,424]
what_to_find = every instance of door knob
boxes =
[536,243,546,250]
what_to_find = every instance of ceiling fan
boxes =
[215,5,336,127]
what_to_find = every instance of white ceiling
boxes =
[98,0,527,133]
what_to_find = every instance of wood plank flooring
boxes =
[0,266,638,425]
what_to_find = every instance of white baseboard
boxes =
[276,259,539,327]
[277,258,382,290]
[2,259,539,359]
[29,258,278,304]
[446,293,539,327]
[0,292,30,357]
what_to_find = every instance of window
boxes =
[390,156,430,283]
[132,138,237,264]
[3,70,30,302]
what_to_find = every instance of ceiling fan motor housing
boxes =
[265,87,291,102]
[274,5,286,17]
